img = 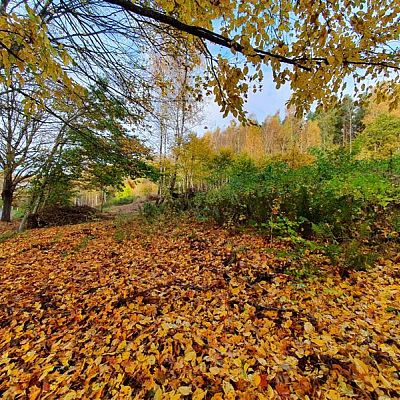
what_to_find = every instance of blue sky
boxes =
[193,37,293,133]
[198,74,291,133]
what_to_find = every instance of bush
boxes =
[140,202,164,221]
[193,151,400,242]
[27,205,100,228]
[324,240,379,276]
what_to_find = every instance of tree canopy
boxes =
[1,0,399,120]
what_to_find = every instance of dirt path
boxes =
[104,198,155,216]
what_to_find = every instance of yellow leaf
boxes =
[154,388,163,400]
[242,362,250,375]
[38,365,55,381]
[137,353,147,362]
[353,358,369,376]
[168,392,182,400]
[379,373,392,388]
[325,389,341,400]
[218,346,227,354]
[117,340,127,352]
[64,392,77,400]
[194,336,205,346]
[209,366,220,375]
[304,322,314,334]
[257,357,267,366]
[365,374,379,390]
[267,385,275,397]
[253,373,261,386]
[184,350,196,362]
[23,350,37,363]
[222,380,235,394]
[311,338,325,346]
[178,386,192,395]
[123,360,135,374]
[283,319,292,328]
[174,332,184,341]
[192,388,206,400]
[230,286,240,295]
[115,373,123,384]
[120,385,132,395]
[28,386,41,400]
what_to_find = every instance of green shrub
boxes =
[112,214,136,242]
[323,240,379,276]
[193,150,400,243]
[140,202,164,221]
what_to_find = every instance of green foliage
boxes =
[115,183,134,200]
[311,96,365,148]
[108,196,136,206]
[66,127,154,196]
[340,241,379,273]
[106,184,136,206]
[0,230,17,243]
[140,202,165,221]
[73,235,94,252]
[194,150,400,244]
[112,213,137,242]
[355,114,400,159]
[257,216,301,242]
[11,208,26,219]
[41,83,157,212]
[41,164,78,207]
[64,81,157,192]
[325,240,379,275]
[206,149,235,187]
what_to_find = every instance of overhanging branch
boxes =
[104,0,312,71]
[104,0,400,73]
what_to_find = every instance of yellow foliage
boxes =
[132,179,158,198]
[0,12,84,110]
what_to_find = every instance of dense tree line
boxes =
[154,93,399,196]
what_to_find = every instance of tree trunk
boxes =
[1,173,14,222]
[18,191,41,232]
[18,210,29,232]
[169,165,178,194]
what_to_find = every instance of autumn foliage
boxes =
[1,1,400,398]
[1,217,399,399]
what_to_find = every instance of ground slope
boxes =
[0,217,399,399]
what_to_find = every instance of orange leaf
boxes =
[275,383,290,398]
[259,374,269,390]
[28,386,41,400]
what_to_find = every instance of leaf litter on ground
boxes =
[0,217,399,399]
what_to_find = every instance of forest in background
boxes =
[158,93,399,193]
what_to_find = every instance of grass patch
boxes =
[0,230,17,243]
[73,235,95,252]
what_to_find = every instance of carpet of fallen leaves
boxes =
[1,217,399,400]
